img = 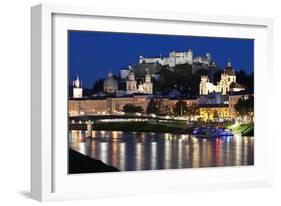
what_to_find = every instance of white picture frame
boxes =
[31,3,274,202]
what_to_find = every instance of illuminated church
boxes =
[199,60,245,95]
[102,68,153,95]
[126,69,153,94]
[103,70,118,94]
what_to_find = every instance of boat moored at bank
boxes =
[192,127,233,138]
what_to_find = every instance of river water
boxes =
[69,130,254,172]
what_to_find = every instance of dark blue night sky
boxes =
[68,31,254,88]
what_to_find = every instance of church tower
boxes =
[219,59,237,94]
[126,70,137,93]
[143,68,153,94]
[73,74,83,98]
[199,75,209,95]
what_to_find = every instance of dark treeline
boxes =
[154,64,208,96]
[154,64,254,96]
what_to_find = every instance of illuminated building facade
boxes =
[199,60,244,95]
[199,104,230,121]
[139,49,193,67]
[126,69,153,94]
[69,99,108,115]
[69,96,197,116]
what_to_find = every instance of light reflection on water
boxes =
[69,130,254,171]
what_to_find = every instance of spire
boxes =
[227,58,232,67]
[74,74,81,88]
[73,74,83,98]
[108,68,113,78]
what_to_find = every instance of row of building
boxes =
[69,91,252,121]
[73,67,153,98]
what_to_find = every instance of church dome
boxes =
[223,60,236,76]
[103,71,118,94]
[224,67,236,76]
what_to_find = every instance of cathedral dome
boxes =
[103,71,118,94]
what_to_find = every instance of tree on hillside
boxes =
[234,96,254,120]
[122,104,143,114]
[92,79,104,93]
[153,64,213,96]
[213,69,223,84]
[155,64,195,95]
[236,70,254,91]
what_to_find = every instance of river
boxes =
[69,130,254,172]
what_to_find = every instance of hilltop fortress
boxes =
[139,49,212,67]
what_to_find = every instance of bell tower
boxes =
[143,68,153,94]
[126,70,137,93]
[73,74,83,98]
[199,75,209,95]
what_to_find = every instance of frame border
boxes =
[31,3,274,201]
